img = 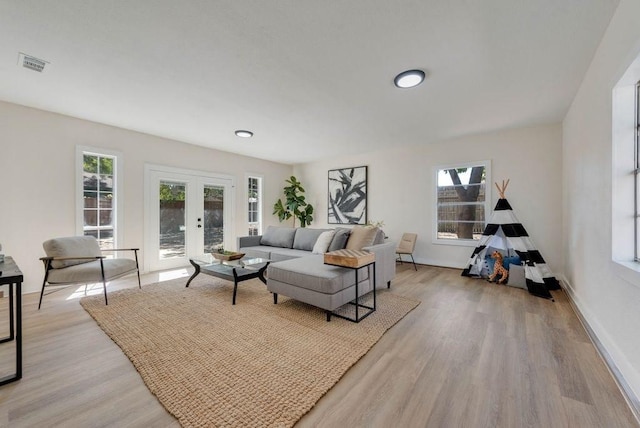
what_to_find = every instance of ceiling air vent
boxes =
[18,52,48,72]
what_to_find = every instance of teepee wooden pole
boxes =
[495,179,510,199]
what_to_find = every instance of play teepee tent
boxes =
[461,180,560,300]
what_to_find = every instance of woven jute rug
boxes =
[80,275,419,427]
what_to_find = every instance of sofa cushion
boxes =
[312,230,336,254]
[345,226,379,251]
[268,248,313,262]
[268,255,369,294]
[293,228,330,251]
[43,236,102,269]
[328,228,351,252]
[47,258,137,283]
[507,264,526,289]
[260,226,296,248]
[240,246,272,260]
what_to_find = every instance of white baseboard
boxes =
[411,257,465,269]
[561,275,640,424]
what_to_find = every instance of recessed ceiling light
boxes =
[394,69,425,88]
[235,130,253,138]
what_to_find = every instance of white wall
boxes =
[294,123,563,273]
[563,0,640,400]
[0,101,292,294]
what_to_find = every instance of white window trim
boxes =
[432,160,492,247]
[611,54,640,289]
[246,173,263,236]
[76,145,124,248]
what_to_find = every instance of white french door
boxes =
[145,165,234,272]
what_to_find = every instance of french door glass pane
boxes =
[204,185,224,253]
[159,181,186,259]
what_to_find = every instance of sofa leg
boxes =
[273,293,278,304]
[387,281,391,289]
[326,311,331,322]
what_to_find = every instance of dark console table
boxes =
[0,256,22,385]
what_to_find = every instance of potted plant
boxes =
[273,176,314,228]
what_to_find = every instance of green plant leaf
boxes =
[274,175,314,227]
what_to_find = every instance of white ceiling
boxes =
[0,1,619,164]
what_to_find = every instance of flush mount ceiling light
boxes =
[235,130,253,138]
[394,69,425,88]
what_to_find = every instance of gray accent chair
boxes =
[39,236,141,309]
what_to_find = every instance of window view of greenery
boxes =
[83,154,115,249]
[437,165,486,240]
[203,185,224,253]
[159,182,186,259]
[158,183,224,257]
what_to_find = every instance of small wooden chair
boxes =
[396,233,418,271]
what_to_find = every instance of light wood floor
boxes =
[0,264,637,427]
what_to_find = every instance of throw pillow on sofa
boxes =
[260,226,297,248]
[345,226,379,251]
[293,228,331,251]
[328,228,351,251]
[312,230,336,254]
[373,228,386,245]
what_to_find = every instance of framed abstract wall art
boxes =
[328,166,367,224]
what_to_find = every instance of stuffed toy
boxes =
[488,251,509,284]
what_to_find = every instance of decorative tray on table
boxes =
[212,251,245,261]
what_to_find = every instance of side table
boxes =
[0,256,22,386]
[324,249,376,323]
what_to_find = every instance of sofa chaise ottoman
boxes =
[267,254,373,321]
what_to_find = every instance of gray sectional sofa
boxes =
[237,225,396,320]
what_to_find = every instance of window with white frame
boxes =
[612,68,640,268]
[611,57,640,285]
[635,81,640,261]
[248,176,262,236]
[77,148,122,250]
[434,161,490,245]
